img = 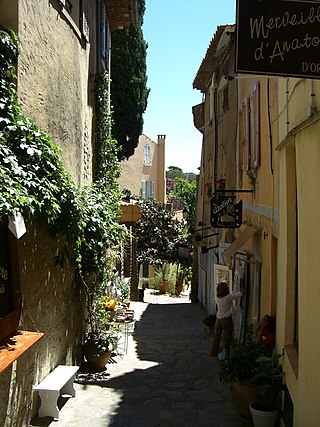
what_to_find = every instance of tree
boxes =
[172,177,197,233]
[167,166,183,180]
[111,18,150,160]
[166,166,196,183]
[136,198,188,266]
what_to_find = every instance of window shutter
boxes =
[151,181,155,198]
[80,0,89,42]
[141,181,146,199]
[144,144,150,164]
[242,98,250,172]
[252,82,260,168]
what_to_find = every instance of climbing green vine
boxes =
[0,27,124,287]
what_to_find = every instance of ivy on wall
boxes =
[0,27,124,288]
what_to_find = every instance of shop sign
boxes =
[236,0,320,79]
[210,196,242,228]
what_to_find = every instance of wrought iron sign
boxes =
[210,196,243,228]
[236,0,320,79]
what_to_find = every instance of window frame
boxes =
[144,144,151,164]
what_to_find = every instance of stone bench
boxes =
[34,365,79,419]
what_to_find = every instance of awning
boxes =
[224,226,256,260]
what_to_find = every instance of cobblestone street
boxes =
[30,289,253,427]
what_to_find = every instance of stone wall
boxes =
[0,221,84,427]
[17,0,96,186]
[0,1,96,425]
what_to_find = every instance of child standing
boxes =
[211,281,243,357]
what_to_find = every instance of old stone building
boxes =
[0,1,137,425]
[192,25,240,319]
[194,8,320,424]
[119,133,166,203]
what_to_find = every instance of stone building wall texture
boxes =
[0,0,97,425]
[17,0,95,186]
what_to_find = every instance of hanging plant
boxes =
[0,27,125,307]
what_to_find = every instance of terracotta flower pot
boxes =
[158,282,168,294]
[231,382,259,418]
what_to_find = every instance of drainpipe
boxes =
[286,78,290,134]
[213,87,219,187]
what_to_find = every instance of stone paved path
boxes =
[30,289,253,427]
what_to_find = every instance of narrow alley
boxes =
[30,290,253,427]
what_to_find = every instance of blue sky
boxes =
[142,0,236,174]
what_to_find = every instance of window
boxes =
[284,143,298,378]
[141,180,155,199]
[144,144,151,164]
[97,0,110,71]
[240,82,261,179]
[222,86,229,112]
[58,0,89,42]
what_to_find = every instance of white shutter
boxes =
[151,181,155,198]
[141,181,147,199]
[81,0,89,42]
[144,144,151,164]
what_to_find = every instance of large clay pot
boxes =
[231,382,259,418]
[83,339,112,369]
[158,282,168,294]
[249,403,279,427]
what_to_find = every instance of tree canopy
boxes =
[136,198,189,266]
[111,19,150,160]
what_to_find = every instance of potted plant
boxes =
[116,277,131,305]
[153,263,174,294]
[83,294,114,369]
[249,350,283,427]
[219,331,271,418]
[175,264,187,296]
[105,323,123,352]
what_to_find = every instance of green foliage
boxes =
[0,28,125,319]
[116,277,131,301]
[85,293,122,351]
[136,198,188,266]
[219,328,270,387]
[152,262,175,294]
[171,177,197,233]
[166,166,196,183]
[251,350,283,411]
[137,0,146,25]
[111,23,150,160]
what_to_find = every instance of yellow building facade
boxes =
[119,134,166,203]
[194,20,320,425]
[277,77,320,426]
